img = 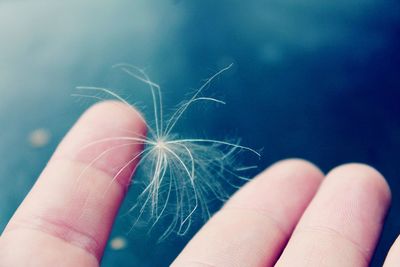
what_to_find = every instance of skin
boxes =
[0,101,398,267]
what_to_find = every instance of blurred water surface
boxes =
[0,0,399,266]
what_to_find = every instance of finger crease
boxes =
[294,225,370,264]
[6,215,101,262]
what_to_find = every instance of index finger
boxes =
[0,101,146,267]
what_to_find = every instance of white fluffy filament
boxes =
[75,64,260,240]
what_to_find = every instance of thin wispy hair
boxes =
[73,64,260,240]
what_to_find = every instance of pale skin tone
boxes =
[0,101,399,267]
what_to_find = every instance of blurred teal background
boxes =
[0,0,399,266]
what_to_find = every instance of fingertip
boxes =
[53,100,147,180]
[229,158,325,211]
[245,158,324,196]
[327,163,391,206]
[269,158,324,180]
[225,158,325,235]
[78,100,147,136]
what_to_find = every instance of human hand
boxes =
[0,101,398,266]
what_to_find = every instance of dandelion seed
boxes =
[75,63,260,240]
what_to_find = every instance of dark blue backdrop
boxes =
[0,0,399,266]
